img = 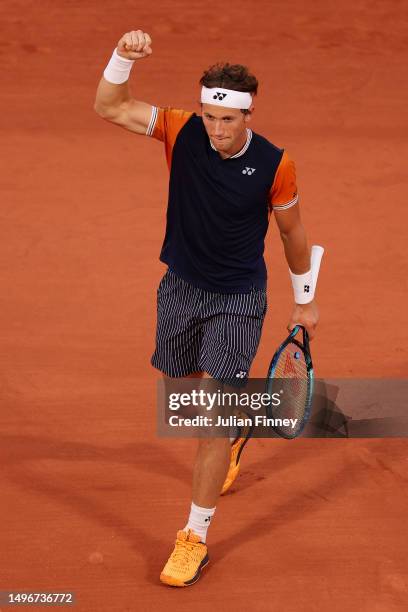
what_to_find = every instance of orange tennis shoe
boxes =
[221,411,254,495]
[160,530,209,587]
[221,435,247,494]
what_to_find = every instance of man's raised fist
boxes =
[117,30,152,60]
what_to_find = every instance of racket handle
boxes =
[311,245,324,290]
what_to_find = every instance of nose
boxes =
[213,120,224,136]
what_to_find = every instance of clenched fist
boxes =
[117,30,152,60]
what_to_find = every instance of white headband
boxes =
[200,86,253,109]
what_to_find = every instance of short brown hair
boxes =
[199,62,258,114]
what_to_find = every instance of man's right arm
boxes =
[94,30,154,135]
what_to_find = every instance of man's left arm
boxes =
[273,204,319,339]
[269,151,319,339]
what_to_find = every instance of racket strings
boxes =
[270,342,310,436]
[273,342,308,379]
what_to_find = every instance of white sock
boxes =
[184,501,216,543]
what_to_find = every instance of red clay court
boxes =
[1,1,407,610]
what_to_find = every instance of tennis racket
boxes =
[265,245,324,439]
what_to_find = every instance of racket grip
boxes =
[311,245,324,290]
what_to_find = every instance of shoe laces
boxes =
[171,539,199,568]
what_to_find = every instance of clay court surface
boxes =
[1,1,407,610]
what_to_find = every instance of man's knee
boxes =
[197,436,229,450]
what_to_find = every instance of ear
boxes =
[244,104,255,123]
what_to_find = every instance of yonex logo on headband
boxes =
[213,92,227,101]
[201,86,252,109]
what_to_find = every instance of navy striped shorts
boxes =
[151,269,267,386]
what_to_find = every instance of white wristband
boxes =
[290,269,314,304]
[103,48,135,84]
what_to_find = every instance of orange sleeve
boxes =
[269,151,299,211]
[146,106,194,170]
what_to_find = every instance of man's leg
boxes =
[163,371,230,531]
[160,372,229,587]
[192,436,231,508]
[199,288,268,495]
[189,372,231,508]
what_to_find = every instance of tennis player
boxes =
[94,29,319,587]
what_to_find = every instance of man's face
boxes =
[201,103,253,154]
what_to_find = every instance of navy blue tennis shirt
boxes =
[146,107,299,293]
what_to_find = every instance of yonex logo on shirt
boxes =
[213,92,227,101]
[242,167,256,175]
[235,370,247,378]
[304,285,310,293]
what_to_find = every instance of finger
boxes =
[287,322,297,332]
[139,33,148,52]
[123,32,133,51]
[135,29,145,52]
[306,323,316,340]
[117,34,128,51]
[130,30,139,51]
[144,33,152,50]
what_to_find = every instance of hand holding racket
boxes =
[266,245,324,439]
